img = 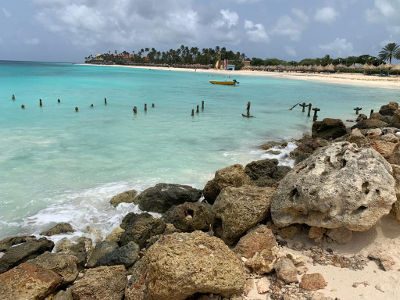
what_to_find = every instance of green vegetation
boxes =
[86,43,400,74]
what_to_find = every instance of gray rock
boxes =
[110,190,138,207]
[212,185,276,245]
[120,212,166,248]
[245,159,291,187]
[135,183,202,213]
[55,237,92,268]
[352,119,388,130]
[0,237,54,274]
[0,235,36,252]
[163,202,215,232]
[97,242,139,268]
[379,102,398,116]
[271,142,397,231]
[274,257,298,283]
[41,223,75,236]
[86,241,118,268]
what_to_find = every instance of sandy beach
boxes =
[82,64,400,90]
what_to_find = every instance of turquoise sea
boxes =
[0,61,399,240]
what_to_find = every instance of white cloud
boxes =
[2,8,11,18]
[244,20,269,42]
[315,7,338,24]
[319,38,354,56]
[284,46,297,57]
[214,9,239,29]
[25,38,40,45]
[366,0,400,36]
[271,9,309,41]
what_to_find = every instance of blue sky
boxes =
[0,0,399,62]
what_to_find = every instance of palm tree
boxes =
[379,43,400,64]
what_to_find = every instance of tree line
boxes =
[86,43,400,72]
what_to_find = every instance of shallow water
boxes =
[0,61,398,239]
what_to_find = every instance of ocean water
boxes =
[0,61,398,240]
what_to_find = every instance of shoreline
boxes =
[80,63,400,90]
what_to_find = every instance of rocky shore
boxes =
[2,101,400,299]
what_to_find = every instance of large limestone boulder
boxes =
[125,231,245,300]
[71,265,127,300]
[312,118,347,140]
[134,183,202,213]
[379,102,399,116]
[29,252,79,284]
[0,237,54,273]
[352,118,388,130]
[0,262,62,299]
[234,225,277,259]
[271,142,396,231]
[163,202,214,232]
[203,164,252,203]
[244,159,291,187]
[110,190,138,207]
[0,236,36,252]
[119,213,166,248]
[55,237,92,268]
[212,185,275,245]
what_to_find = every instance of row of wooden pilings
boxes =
[291,102,321,121]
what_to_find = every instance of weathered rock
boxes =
[0,263,62,299]
[71,265,127,300]
[244,247,279,274]
[0,235,36,252]
[134,183,202,213]
[163,202,214,232]
[212,185,275,245]
[110,190,138,207]
[29,252,79,284]
[308,227,326,243]
[256,277,270,294]
[352,119,388,130]
[290,136,329,164]
[370,112,392,123]
[120,212,166,248]
[86,241,118,268]
[234,225,277,259]
[274,257,298,283]
[41,223,75,236]
[365,128,383,138]
[203,164,252,204]
[368,249,395,271]
[300,273,327,291]
[97,242,139,268]
[105,226,125,243]
[271,142,396,231]
[370,139,397,158]
[49,288,73,300]
[326,228,353,244]
[312,118,347,140]
[356,114,368,122]
[380,133,399,143]
[391,164,400,222]
[0,237,54,273]
[387,143,400,165]
[244,159,291,187]
[259,141,288,151]
[125,231,245,300]
[379,102,398,116]
[55,237,92,268]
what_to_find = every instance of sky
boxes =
[0,0,399,62]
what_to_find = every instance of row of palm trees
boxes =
[379,43,400,64]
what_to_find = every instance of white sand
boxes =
[80,64,400,90]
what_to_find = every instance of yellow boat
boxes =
[210,79,239,86]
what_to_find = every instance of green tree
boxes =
[379,43,400,64]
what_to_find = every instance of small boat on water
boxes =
[209,79,239,86]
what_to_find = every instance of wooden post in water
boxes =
[12,94,15,101]
[354,107,362,115]
[104,98,107,105]
[196,105,200,114]
[307,103,312,117]
[144,104,147,112]
[201,101,205,111]
[133,106,137,114]
[90,104,94,108]
[75,107,79,112]
[21,104,25,109]
[191,109,195,117]
[246,101,251,117]
[370,109,374,118]
[300,102,306,112]
[39,99,43,107]
[312,108,320,122]
[152,103,155,108]
[57,99,61,104]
